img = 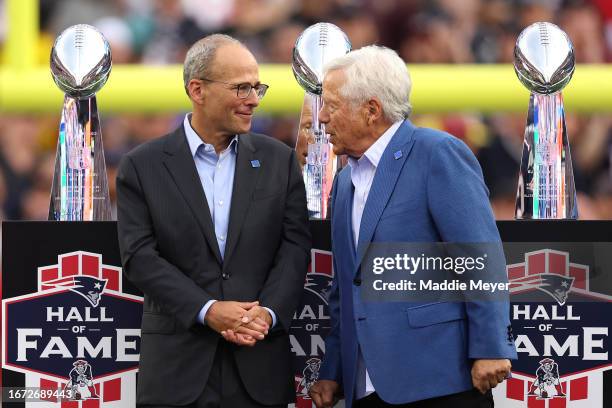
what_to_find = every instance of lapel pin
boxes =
[250,159,260,168]
[393,150,403,160]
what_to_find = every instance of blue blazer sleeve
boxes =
[426,135,517,360]
[318,257,343,383]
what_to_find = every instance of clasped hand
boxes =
[205,301,272,346]
[472,359,512,394]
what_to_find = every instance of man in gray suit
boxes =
[117,34,311,408]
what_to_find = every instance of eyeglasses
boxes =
[198,77,269,99]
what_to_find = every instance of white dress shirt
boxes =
[348,120,402,398]
[183,114,277,328]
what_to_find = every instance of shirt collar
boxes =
[183,113,238,158]
[348,120,403,169]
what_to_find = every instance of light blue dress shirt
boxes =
[182,114,277,328]
[348,120,402,398]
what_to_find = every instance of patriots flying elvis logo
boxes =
[510,273,575,306]
[45,275,108,307]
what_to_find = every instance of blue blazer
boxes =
[319,120,517,407]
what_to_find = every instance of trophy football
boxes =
[49,24,112,221]
[514,22,577,219]
[292,23,351,219]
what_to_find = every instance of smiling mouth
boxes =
[236,112,252,117]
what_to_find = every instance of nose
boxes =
[245,88,260,107]
[318,105,329,124]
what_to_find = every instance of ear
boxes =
[365,97,383,125]
[187,78,205,105]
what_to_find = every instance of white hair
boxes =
[183,34,243,96]
[323,45,412,121]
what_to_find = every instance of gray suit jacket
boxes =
[116,125,311,406]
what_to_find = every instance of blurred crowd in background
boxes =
[0,0,612,221]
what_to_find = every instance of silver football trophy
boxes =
[514,22,577,219]
[49,24,112,221]
[292,23,351,219]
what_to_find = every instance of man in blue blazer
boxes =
[308,45,517,408]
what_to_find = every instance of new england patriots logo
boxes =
[527,358,566,399]
[538,274,574,306]
[304,274,333,304]
[510,273,574,306]
[46,276,108,307]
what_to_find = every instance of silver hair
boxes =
[183,34,243,96]
[323,45,412,121]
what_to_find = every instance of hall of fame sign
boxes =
[493,249,610,408]
[3,251,143,407]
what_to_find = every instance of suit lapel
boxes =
[332,170,357,281]
[354,120,417,273]
[345,176,357,258]
[222,134,259,269]
[162,127,223,264]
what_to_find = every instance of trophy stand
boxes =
[49,95,111,221]
[515,92,577,219]
[302,93,339,219]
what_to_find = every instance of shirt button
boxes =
[219,235,225,241]
[218,200,224,206]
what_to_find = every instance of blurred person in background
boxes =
[573,115,612,194]
[472,0,518,63]
[400,12,474,63]
[140,0,203,64]
[558,0,606,63]
[477,114,525,220]
[232,0,297,36]
[19,151,54,220]
[0,116,40,219]
[42,0,121,36]
[1,0,610,224]
[124,114,179,148]
[294,0,341,27]
[331,7,380,50]
[295,94,314,169]
[94,16,136,63]
[362,0,421,51]
[182,0,235,32]
[265,22,306,63]
[517,0,558,28]
[590,0,612,61]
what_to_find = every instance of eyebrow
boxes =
[323,95,337,104]
[233,81,261,87]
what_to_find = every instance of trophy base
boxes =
[49,95,112,221]
[515,92,577,220]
